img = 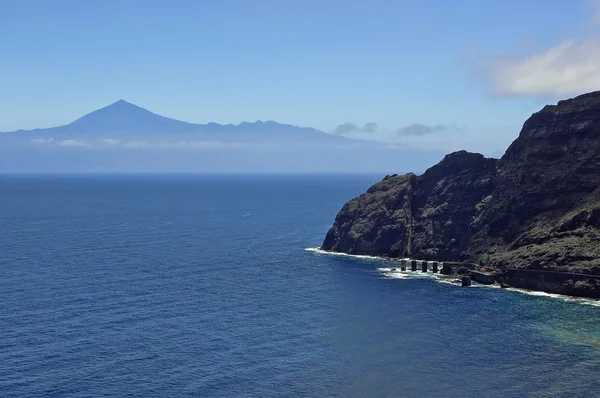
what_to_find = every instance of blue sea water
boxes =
[2,174,600,397]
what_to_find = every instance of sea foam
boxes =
[307,247,600,307]
[304,247,387,261]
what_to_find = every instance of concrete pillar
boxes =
[432,262,439,273]
[421,261,428,272]
[411,260,417,271]
[400,260,406,271]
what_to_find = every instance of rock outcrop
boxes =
[466,92,600,275]
[321,150,497,260]
[321,91,600,293]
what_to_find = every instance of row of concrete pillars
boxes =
[398,259,440,273]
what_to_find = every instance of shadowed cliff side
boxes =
[322,91,600,280]
[466,92,600,274]
[321,151,497,260]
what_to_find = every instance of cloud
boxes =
[27,138,232,149]
[362,122,379,133]
[59,139,90,147]
[334,122,379,134]
[482,2,600,97]
[334,122,360,135]
[484,38,600,97]
[397,123,449,136]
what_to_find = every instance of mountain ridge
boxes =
[1,99,348,142]
[0,99,441,173]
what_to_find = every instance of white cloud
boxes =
[59,139,90,147]
[483,1,600,97]
[485,38,600,97]
[31,139,229,149]
[102,139,120,145]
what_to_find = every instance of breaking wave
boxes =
[306,247,600,308]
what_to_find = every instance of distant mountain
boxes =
[54,99,202,136]
[0,100,448,173]
[1,99,364,144]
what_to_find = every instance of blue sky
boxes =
[2,0,600,155]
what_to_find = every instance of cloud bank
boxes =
[397,124,449,136]
[485,38,600,97]
[483,2,600,97]
[31,138,227,149]
[334,122,379,135]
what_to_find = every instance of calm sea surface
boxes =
[2,174,600,397]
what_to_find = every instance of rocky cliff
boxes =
[322,91,600,282]
[321,150,497,260]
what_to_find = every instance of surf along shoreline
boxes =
[306,248,600,304]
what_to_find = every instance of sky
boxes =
[2,0,600,156]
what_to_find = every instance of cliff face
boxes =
[467,92,600,274]
[322,91,600,277]
[321,151,497,260]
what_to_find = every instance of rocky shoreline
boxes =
[317,249,600,298]
[321,91,600,299]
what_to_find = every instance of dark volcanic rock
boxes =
[495,270,600,298]
[321,151,497,260]
[466,92,600,274]
[321,173,416,257]
[321,91,600,287]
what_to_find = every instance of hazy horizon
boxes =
[0,99,449,173]
[3,1,600,171]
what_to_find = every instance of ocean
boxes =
[2,173,600,397]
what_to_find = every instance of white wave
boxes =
[377,267,415,280]
[505,287,600,307]
[377,266,450,284]
[471,282,502,289]
[306,247,600,308]
[506,288,566,299]
[571,299,600,307]
[387,273,411,280]
[304,247,388,261]
[437,278,462,287]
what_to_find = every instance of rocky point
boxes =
[321,91,600,297]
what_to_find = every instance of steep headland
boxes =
[321,91,600,297]
[321,151,497,261]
